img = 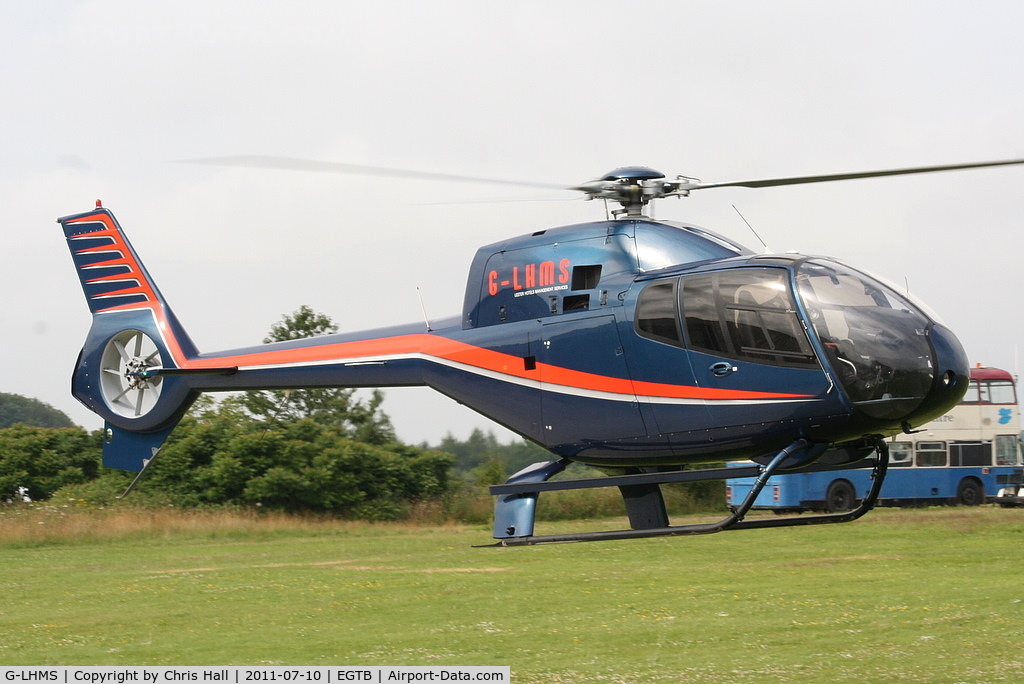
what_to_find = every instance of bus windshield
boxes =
[962,378,1017,404]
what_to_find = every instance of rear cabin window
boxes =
[636,280,682,345]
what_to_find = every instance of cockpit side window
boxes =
[635,269,818,369]
[681,269,817,368]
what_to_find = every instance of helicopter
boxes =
[57,156,1024,544]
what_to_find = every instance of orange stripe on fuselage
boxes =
[184,334,812,401]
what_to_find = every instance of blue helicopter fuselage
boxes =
[59,209,969,472]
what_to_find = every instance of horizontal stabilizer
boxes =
[133,366,238,378]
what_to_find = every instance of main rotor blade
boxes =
[176,155,569,191]
[686,158,1024,191]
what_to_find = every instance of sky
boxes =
[3,1,1024,445]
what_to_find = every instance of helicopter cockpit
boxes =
[795,259,940,421]
[635,253,967,437]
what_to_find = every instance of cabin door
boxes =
[538,314,647,447]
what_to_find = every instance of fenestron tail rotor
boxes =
[100,329,164,418]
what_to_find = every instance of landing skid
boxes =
[486,439,890,546]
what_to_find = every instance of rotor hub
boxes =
[600,166,665,182]
[574,166,692,217]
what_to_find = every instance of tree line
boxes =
[0,393,76,429]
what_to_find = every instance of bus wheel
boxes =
[826,479,856,513]
[956,478,984,506]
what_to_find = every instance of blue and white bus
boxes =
[726,366,1024,512]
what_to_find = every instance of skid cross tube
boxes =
[489,439,890,546]
[730,440,890,532]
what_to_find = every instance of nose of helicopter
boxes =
[825,320,970,433]
[902,322,971,428]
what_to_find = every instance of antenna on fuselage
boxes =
[416,287,432,332]
[732,204,770,253]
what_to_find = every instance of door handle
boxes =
[710,361,738,377]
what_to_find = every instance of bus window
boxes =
[985,380,1017,405]
[916,441,947,467]
[995,434,1021,466]
[962,378,1018,404]
[949,441,990,467]
[889,442,913,467]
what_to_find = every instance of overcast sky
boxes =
[3,1,1023,445]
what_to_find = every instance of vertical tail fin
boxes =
[59,206,198,354]
[58,205,200,471]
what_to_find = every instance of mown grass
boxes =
[1,504,1023,681]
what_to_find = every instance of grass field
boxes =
[1,504,1023,681]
